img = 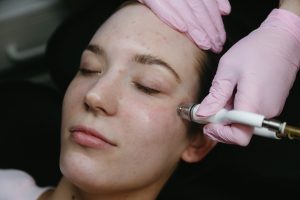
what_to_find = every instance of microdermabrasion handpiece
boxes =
[177,103,300,140]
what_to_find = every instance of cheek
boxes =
[119,101,189,178]
[147,107,175,133]
[122,101,187,148]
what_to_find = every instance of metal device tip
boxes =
[177,104,194,121]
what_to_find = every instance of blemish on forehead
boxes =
[157,32,168,42]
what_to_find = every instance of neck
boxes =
[43,177,164,200]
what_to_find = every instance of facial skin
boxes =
[57,2,215,200]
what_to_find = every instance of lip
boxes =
[70,125,117,149]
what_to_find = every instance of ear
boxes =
[181,132,217,163]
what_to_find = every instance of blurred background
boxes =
[0,0,281,86]
[0,0,96,84]
[1,0,300,199]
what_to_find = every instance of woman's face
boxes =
[60,3,205,196]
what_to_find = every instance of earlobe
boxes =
[181,134,217,163]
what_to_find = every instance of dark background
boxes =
[1,0,300,199]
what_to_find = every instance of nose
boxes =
[84,76,120,116]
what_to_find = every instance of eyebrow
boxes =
[85,44,181,82]
[134,54,181,83]
[85,44,105,56]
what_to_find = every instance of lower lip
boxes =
[71,131,112,149]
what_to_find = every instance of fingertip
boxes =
[170,16,187,32]
[189,29,211,50]
[211,44,223,53]
[217,0,231,15]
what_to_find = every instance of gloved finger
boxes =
[139,0,187,31]
[216,0,231,15]
[196,76,236,117]
[233,77,262,115]
[188,28,212,50]
[187,0,222,52]
[203,123,253,146]
[169,0,212,50]
[203,0,227,45]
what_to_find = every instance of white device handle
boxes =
[191,105,280,139]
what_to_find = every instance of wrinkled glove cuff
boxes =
[262,8,300,44]
[261,9,300,69]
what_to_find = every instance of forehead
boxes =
[90,3,205,94]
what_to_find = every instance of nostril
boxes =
[84,100,108,115]
[84,102,90,111]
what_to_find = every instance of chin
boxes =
[59,150,96,189]
[59,149,120,194]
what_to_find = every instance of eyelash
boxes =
[134,82,160,95]
[79,68,101,76]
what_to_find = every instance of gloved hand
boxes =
[137,0,231,53]
[196,9,300,146]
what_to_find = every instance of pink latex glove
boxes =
[137,0,231,53]
[196,9,300,146]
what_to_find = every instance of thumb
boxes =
[196,78,236,117]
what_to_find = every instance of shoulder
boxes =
[0,169,52,200]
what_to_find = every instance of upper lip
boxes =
[70,125,117,146]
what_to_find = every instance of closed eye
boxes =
[134,82,160,95]
[79,68,101,76]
